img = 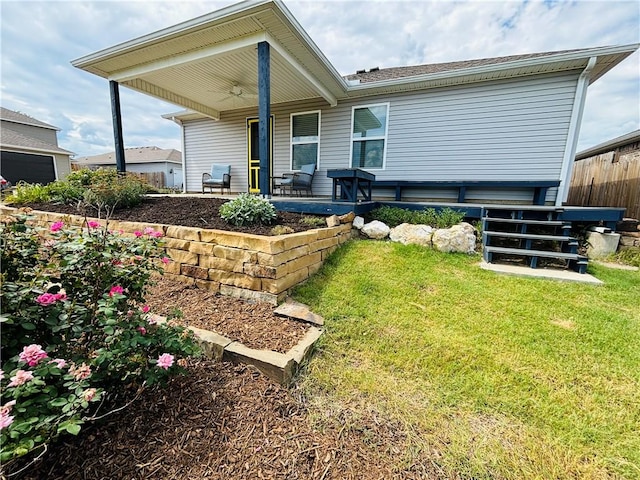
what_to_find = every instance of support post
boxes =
[109,80,126,173]
[257,41,271,197]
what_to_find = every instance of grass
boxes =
[293,240,640,479]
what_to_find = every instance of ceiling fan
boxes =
[209,81,259,103]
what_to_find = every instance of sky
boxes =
[1,0,638,158]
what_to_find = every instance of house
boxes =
[73,146,184,189]
[567,130,640,219]
[71,0,638,207]
[0,107,73,185]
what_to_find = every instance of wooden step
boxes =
[483,246,586,260]
[483,231,574,242]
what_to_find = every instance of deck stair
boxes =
[481,206,588,274]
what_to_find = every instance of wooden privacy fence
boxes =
[567,152,640,220]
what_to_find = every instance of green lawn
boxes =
[293,240,640,479]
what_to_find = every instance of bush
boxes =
[368,205,465,228]
[299,216,326,228]
[0,215,200,464]
[5,168,149,213]
[219,194,277,227]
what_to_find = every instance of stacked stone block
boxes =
[0,206,352,304]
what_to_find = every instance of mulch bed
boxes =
[22,196,322,235]
[7,361,439,480]
[144,276,309,353]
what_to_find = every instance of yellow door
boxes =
[247,117,273,193]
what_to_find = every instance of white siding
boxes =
[182,71,579,202]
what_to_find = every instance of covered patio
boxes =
[72,0,345,197]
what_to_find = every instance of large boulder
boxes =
[389,223,433,246]
[431,222,476,254]
[361,220,390,239]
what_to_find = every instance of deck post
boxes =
[258,41,271,197]
[109,80,126,173]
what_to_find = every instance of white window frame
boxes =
[349,102,390,170]
[290,110,321,170]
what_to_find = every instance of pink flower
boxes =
[87,220,100,229]
[156,353,174,370]
[134,231,143,237]
[143,227,155,235]
[36,293,59,306]
[55,292,67,302]
[111,259,123,266]
[137,326,147,335]
[82,388,97,402]
[141,305,150,314]
[150,231,163,238]
[161,256,170,265]
[50,221,64,232]
[109,285,124,297]
[19,344,48,367]
[8,370,34,387]
[49,358,67,369]
[0,370,4,378]
[70,363,92,381]
[147,315,159,325]
[0,410,14,430]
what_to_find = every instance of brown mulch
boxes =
[144,276,309,353]
[22,196,322,235]
[9,361,440,480]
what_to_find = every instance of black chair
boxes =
[278,163,316,196]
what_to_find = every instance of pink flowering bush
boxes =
[0,215,199,466]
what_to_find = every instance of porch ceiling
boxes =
[71,0,347,119]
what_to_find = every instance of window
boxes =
[291,111,320,170]
[350,103,389,169]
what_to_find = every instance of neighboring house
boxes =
[567,130,640,219]
[0,107,73,185]
[73,146,183,189]
[72,0,638,205]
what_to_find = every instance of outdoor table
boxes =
[327,168,376,202]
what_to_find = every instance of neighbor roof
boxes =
[0,107,60,131]
[0,126,73,155]
[73,146,182,165]
[575,129,640,160]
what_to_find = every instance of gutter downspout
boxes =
[556,56,597,206]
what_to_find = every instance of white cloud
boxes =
[1,0,638,157]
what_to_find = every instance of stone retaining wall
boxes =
[0,206,352,304]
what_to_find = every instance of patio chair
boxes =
[278,163,316,196]
[202,164,231,194]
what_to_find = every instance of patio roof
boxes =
[71,0,638,120]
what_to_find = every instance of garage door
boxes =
[0,151,56,185]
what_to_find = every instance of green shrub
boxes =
[219,194,277,227]
[6,168,148,213]
[4,182,51,204]
[0,215,200,465]
[368,205,465,228]
[299,216,327,227]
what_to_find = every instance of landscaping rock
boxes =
[432,222,476,253]
[389,223,433,246]
[338,211,356,224]
[352,216,365,230]
[361,220,390,239]
[274,299,324,326]
[326,215,340,227]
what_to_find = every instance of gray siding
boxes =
[2,122,59,146]
[182,71,579,203]
[53,154,71,180]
